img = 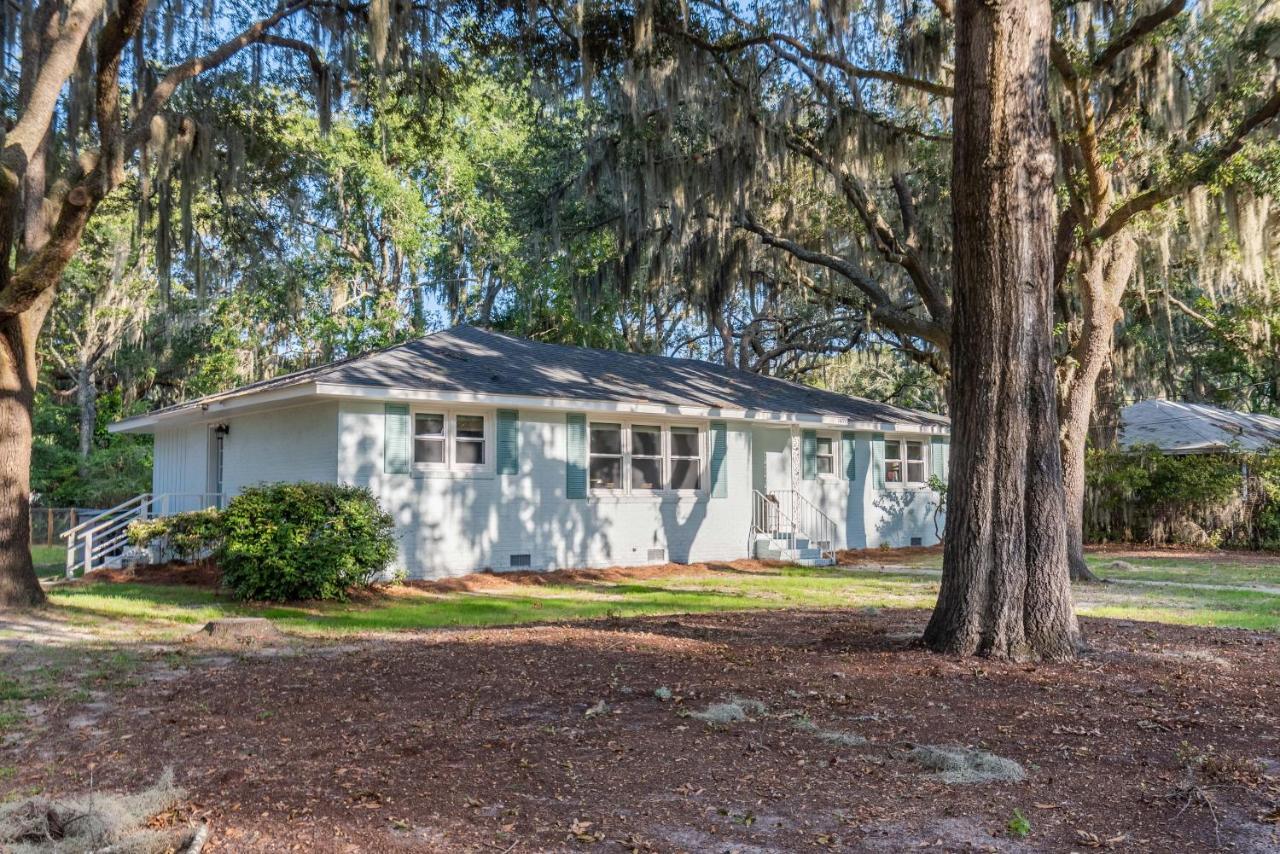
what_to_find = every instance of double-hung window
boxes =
[883,438,927,486]
[589,423,624,490]
[816,435,835,476]
[413,411,488,470]
[455,415,486,465]
[884,439,904,484]
[631,425,663,490]
[414,413,446,465]
[669,426,701,491]
[905,440,926,483]
[586,422,702,494]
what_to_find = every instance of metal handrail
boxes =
[59,493,151,540]
[751,489,837,558]
[63,492,223,578]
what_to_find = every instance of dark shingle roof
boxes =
[136,327,947,426]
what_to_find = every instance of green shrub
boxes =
[128,509,224,562]
[219,482,397,601]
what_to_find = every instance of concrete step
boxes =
[755,540,831,564]
[755,533,809,549]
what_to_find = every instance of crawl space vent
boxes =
[509,553,532,569]
[647,548,667,562]
[910,537,923,547]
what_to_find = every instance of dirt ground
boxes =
[7,609,1280,852]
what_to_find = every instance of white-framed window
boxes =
[587,420,704,495]
[906,440,927,483]
[412,409,490,471]
[630,424,664,490]
[589,422,624,490]
[669,425,702,491]
[455,414,486,466]
[884,439,903,484]
[816,434,836,476]
[884,437,927,485]
[414,413,446,466]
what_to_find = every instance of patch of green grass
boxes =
[32,545,66,579]
[1087,554,1280,587]
[42,559,1280,638]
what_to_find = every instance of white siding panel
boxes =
[151,425,209,497]
[221,402,338,497]
[340,401,754,579]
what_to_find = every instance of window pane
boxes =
[906,441,924,461]
[817,437,833,455]
[456,439,484,465]
[415,413,444,436]
[590,424,622,455]
[885,460,903,483]
[671,427,699,458]
[632,457,663,489]
[632,426,661,457]
[415,437,444,464]
[907,461,926,482]
[671,458,701,490]
[457,415,484,438]
[884,441,902,460]
[817,456,834,475]
[590,456,622,489]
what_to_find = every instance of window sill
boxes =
[411,469,495,480]
[587,492,708,503]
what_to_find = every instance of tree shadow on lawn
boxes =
[5,608,1277,853]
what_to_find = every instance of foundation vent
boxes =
[509,553,532,568]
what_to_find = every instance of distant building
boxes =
[1119,399,1280,455]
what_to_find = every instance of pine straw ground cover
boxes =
[4,609,1280,852]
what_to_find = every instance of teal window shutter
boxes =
[497,409,519,475]
[709,422,728,498]
[566,414,587,498]
[931,436,948,483]
[871,432,886,489]
[842,432,857,480]
[802,430,817,480]
[384,404,410,474]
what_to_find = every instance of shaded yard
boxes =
[3,548,1280,851]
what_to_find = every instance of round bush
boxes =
[218,482,397,601]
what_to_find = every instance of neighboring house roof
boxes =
[112,326,948,433]
[1119,399,1280,454]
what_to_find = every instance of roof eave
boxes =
[313,382,949,432]
[109,382,320,434]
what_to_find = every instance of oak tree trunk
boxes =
[922,0,1081,660]
[0,294,53,608]
[1058,236,1138,582]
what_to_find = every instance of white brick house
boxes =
[110,327,949,578]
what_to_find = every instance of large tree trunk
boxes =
[0,295,52,609]
[1058,236,1138,582]
[922,0,1080,660]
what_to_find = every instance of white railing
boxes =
[61,492,223,578]
[751,489,838,558]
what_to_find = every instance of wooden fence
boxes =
[28,507,87,547]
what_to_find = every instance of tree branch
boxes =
[736,212,949,351]
[1090,86,1280,243]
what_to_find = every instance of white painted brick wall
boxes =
[221,402,339,496]
[339,402,755,579]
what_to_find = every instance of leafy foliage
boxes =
[218,483,397,602]
[1085,446,1280,548]
[128,509,225,563]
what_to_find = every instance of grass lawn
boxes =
[42,554,1280,638]
[32,545,66,579]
